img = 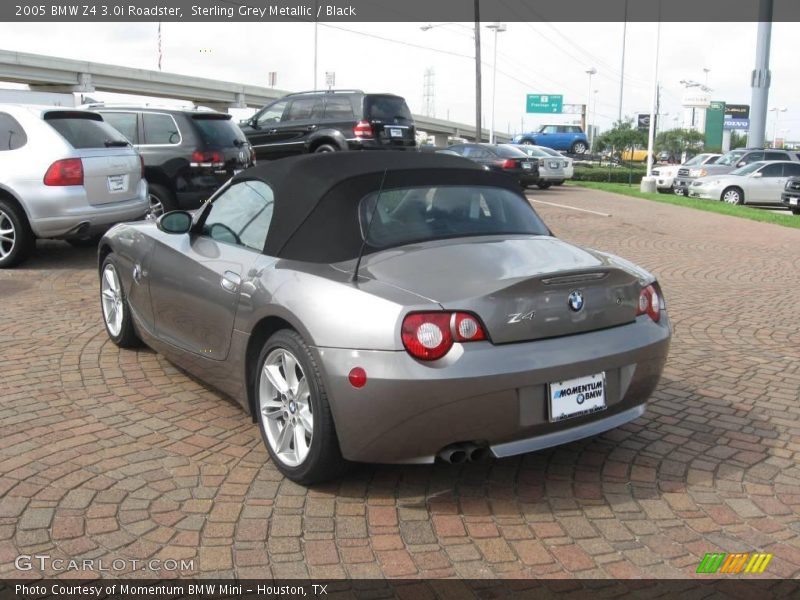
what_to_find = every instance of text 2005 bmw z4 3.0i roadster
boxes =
[98,151,671,484]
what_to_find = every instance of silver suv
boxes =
[0,105,148,267]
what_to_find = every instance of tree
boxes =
[730,130,747,150]
[594,119,647,161]
[655,128,705,161]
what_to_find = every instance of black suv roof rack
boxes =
[284,89,365,97]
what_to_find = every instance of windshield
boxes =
[684,154,710,167]
[729,162,763,176]
[192,115,247,148]
[540,147,563,157]
[45,112,128,149]
[495,145,529,158]
[360,185,550,248]
[715,150,746,167]
[518,146,550,158]
[365,96,412,122]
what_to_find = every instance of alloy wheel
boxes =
[259,348,314,467]
[0,209,15,261]
[148,193,164,218]
[100,264,124,337]
[723,189,741,204]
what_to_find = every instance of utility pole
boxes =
[618,0,628,122]
[748,0,773,148]
[422,68,435,118]
[474,0,482,142]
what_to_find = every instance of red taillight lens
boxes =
[636,284,661,322]
[401,312,486,361]
[43,158,83,186]
[191,151,223,164]
[500,159,516,169]
[353,120,374,139]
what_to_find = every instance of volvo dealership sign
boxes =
[724,104,750,130]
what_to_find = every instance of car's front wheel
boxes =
[571,141,588,154]
[722,187,744,205]
[313,143,338,153]
[0,198,34,269]
[256,329,346,484]
[100,255,140,347]
[537,182,552,190]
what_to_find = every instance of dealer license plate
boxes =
[548,372,607,422]
[549,161,560,169]
[107,174,127,193]
[521,162,532,169]
[791,197,798,206]
[387,128,402,138]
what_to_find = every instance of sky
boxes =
[1,20,798,139]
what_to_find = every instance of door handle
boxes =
[220,271,242,293]
[268,128,278,134]
[306,125,318,131]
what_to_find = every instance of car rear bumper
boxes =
[22,179,149,238]
[347,139,417,151]
[314,315,671,464]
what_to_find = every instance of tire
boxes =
[791,207,800,216]
[721,187,744,205]
[0,197,34,269]
[673,188,685,196]
[100,255,140,348]
[255,329,347,484]
[537,182,552,190]
[147,183,177,217]
[657,188,671,194]
[571,141,588,154]
[313,143,338,154]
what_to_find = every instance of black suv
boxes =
[94,105,254,215]
[240,90,416,161]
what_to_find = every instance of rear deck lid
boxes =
[365,95,415,146]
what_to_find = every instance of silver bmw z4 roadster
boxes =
[98,152,671,484]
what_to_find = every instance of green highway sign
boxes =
[526,94,563,114]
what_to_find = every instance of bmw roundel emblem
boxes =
[568,291,584,312]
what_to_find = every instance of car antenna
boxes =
[352,168,388,283]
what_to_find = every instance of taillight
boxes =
[353,120,374,139]
[401,312,487,361]
[500,159,516,169]
[44,158,83,186]
[636,284,661,322]
[190,150,224,166]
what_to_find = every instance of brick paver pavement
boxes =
[0,186,798,579]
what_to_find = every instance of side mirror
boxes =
[736,161,746,167]
[157,211,193,234]
[751,171,763,178]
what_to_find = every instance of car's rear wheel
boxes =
[571,141,588,154]
[147,183,177,217]
[537,182,552,190]
[791,207,800,215]
[0,198,34,269]
[100,256,139,348]
[313,143,338,153]
[722,187,744,205]
[256,329,346,484]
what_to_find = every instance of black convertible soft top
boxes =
[231,151,530,262]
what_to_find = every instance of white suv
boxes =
[0,105,148,267]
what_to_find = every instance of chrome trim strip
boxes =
[490,404,646,458]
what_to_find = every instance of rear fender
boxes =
[306,129,349,152]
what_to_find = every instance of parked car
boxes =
[538,146,574,184]
[446,143,539,187]
[688,160,800,205]
[516,145,567,189]
[512,125,589,154]
[672,148,799,196]
[0,105,147,268]
[92,105,254,216]
[240,90,416,161]
[781,177,800,215]
[97,151,671,484]
[652,153,721,194]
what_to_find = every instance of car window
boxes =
[759,163,784,177]
[541,125,558,134]
[284,97,324,122]
[705,155,720,164]
[324,96,354,120]
[716,150,746,166]
[463,146,489,159]
[783,163,800,176]
[741,151,764,164]
[255,100,288,127]
[191,115,246,147]
[360,185,550,249]
[0,112,27,150]
[101,112,139,144]
[202,181,274,252]
[495,145,529,158]
[447,145,466,155]
[44,111,129,149]
[730,162,763,176]
[365,95,412,123]
[765,151,788,161]
[142,113,180,145]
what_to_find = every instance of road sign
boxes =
[526,94,563,114]
[637,113,656,131]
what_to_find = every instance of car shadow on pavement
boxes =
[11,240,99,271]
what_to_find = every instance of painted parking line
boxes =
[530,199,612,217]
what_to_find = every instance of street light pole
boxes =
[487,22,506,144]
[313,0,318,90]
[585,67,597,147]
[474,1,482,142]
[618,0,628,122]
[770,107,787,147]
